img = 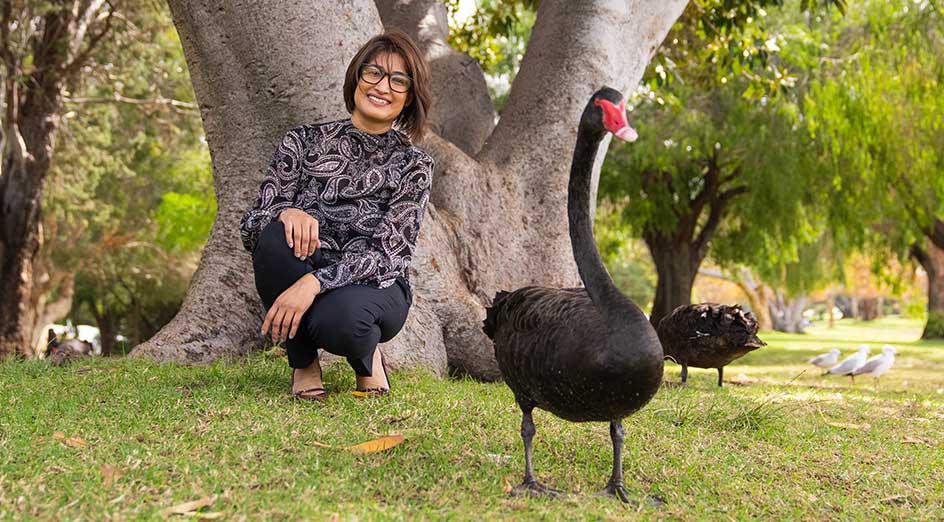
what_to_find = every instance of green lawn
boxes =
[1,317,942,520]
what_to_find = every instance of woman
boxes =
[239,31,433,400]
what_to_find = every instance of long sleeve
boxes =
[313,150,433,290]
[239,126,311,252]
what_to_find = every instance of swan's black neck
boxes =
[568,125,648,330]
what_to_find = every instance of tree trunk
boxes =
[131,0,687,379]
[859,298,878,321]
[768,291,807,334]
[827,292,836,328]
[647,238,697,327]
[911,242,944,339]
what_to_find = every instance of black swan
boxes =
[482,88,664,502]
[656,303,766,387]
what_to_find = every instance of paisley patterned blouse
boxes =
[240,118,433,292]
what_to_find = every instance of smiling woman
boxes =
[239,31,433,401]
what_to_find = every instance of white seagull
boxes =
[808,348,841,369]
[849,345,897,386]
[826,345,870,379]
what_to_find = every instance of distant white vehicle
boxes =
[37,323,102,357]
[850,345,897,385]
[808,348,841,369]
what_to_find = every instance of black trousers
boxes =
[252,221,412,376]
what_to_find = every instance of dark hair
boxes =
[343,30,431,142]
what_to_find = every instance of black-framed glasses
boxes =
[358,63,413,93]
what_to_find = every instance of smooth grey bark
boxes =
[133,0,687,380]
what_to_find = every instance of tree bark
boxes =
[911,242,944,339]
[131,0,687,379]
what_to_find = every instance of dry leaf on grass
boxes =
[52,431,87,448]
[901,436,933,446]
[351,390,369,398]
[348,434,405,454]
[160,495,216,517]
[310,434,406,453]
[101,464,124,489]
[825,421,871,430]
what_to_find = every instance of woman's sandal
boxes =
[355,349,390,397]
[290,370,329,401]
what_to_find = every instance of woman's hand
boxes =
[261,273,322,342]
[278,208,320,259]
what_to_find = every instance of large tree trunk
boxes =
[1,2,114,358]
[131,0,687,379]
[647,237,698,326]
[769,290,807,334]
[911,242,944,339]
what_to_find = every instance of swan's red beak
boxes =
[594,98,637,142]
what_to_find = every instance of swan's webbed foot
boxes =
[597,480,631,503]
[512,478,566,499]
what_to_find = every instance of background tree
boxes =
[9,2,210,357]
[803,0,944,337]
[130,0,687,379]
[1,0,123,357]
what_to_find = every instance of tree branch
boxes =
[692,184,748,262]
[63,93,198,111]
[62,0,113,79]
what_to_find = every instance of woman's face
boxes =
[352,51,412,129]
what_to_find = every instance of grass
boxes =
[1,317,943,521]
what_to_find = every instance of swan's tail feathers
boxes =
[482,290,511,340]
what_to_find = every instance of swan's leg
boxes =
[717,367,724,387]
[512,406,564,498]
[598,420,630,502]
[681,364,688,383]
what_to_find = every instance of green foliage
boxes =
[645,0,845,104]
[803,0,944,257]
[445,0,537,110]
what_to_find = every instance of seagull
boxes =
[808,348,841,369]
[849,345,896,386]
[826,345,870,380]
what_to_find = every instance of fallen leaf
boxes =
[193,512,224,520]
[161,495,216,517]
[348,434,405,454]
[351,390,369,398]
[902,436,932,445]
[101,464,124,489]
[825,421,871,430]
[53,431,86,448]
[310,439,332,449]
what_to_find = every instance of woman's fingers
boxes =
[261,306,276,338]
[272,306,289,342]
[288,310,302,339]
[283,220,295,249]
[299,223,310,259]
